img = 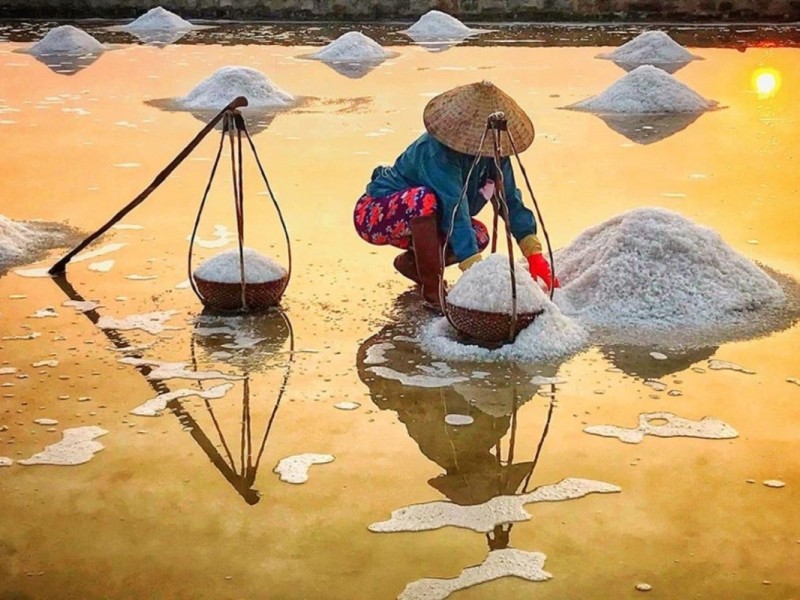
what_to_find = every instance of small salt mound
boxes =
[598,31,700,65]
[194,248,287,284]
[0,216,37,266]
[557,208,786,329]
[28,25,105,56]
[569,65,717,114]
[448,254,546,314]
[125,6,193,31]
[405,10,475,38]
[179,67,294,110]
[310,32,391,62]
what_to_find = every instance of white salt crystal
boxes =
[62,299,100,312]
[194,248,287,284]
[334,402,360,411]
[598,30,701,66]
[708,359,755,374]
[125,6,193,31]
[178,67,294,110]
[0,367,17,376]
[310,32,391,62]
[19,426,107,466]
[444,414,474,426]
[763,479,785,488]
[0,457,12,467]
[364,342,394,365]
[569,65,717,113]
[274,453,334,484]
[33,418,58,426]
[584,412,738,444]
[89,260,114,273]
[32,359,58,368]
[635,583,653,592]
[650,352,668,360]
[556,208,785,331]
[28,25,105,56]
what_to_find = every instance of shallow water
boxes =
[1,21,799,599]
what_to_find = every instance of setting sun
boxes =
[752,67,782,97]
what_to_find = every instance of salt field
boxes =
[0,18,799,600]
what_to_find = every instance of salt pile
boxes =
[597,30,701,68]
[568,65,717,113]
[556,208,786,331]
[405,10,477,39]
[177,67,294,110]
[194,248,287,284]
[28,25,105,56]
[125,6,193,31]
[310,32,391,62]
[448,254,546,314]
[1,215,71,272]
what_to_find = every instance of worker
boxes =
[353,81,557,311]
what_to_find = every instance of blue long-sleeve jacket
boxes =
[365,133,537,262]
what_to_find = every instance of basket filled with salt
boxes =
[445,254,546,345]
[192,248,288,312]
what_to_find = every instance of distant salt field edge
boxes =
[0,215,81,275]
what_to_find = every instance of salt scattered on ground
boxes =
[399,549,551,600]
[89,260,114,273]
[556,208,786,335]
[309,32,392,62]
[708,359,755,374]
[530,375,566,385]
[27,25,105,56]
[568,66,717,113]
[124,6,193,31]
[0,367,17,375]
[31,307,58,318]
[18,426,107,466]
[190,224,233,249]
[194,248,287,284]
[0,457,12,467]
[32,360,58,368]
[274,453,334,484]
[404,10,481,39]
[119,357,243,382]
[444,414,474,426]
[369,478,620,533]
[1,215,74,272]
[334,402,361,410]
[584,412,738,444]
[635,583,653,592]
[177,67,294,110]
[98,310,180,335]
[368,365,469,388]
[33,418,58,426]
[130,383,234,416]
[364,342,394,365]
[597,30,701,67]
[62,299,100,312]
[763,479,785,488]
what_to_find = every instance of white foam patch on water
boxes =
[334,401,360,410]
[448,254,548,313]
[0,457,12,467]
[2,332,40,341]
[119,357,244,381]
[584,412,738,444]
[112,224,143,230]
[130,383,233,416]
[0,367,17,375]
[444,414,474,426]
[97,310,180,335]
[420,304,587,363]
[89,260,114,273]
[125,6,193,31]
[18,426,107,466]
[74,243,126,262]
[27,25,105,56]
[189,224,233,249]
[405,10,478,38]
[32,359,58,368]
[531,375,566,385]
[369,478,620,533]
[126,274,158,281]
[31,307,58,318]
[763,479,785,488]
[274,453,334,484]
[708,359,755,374]
[310,31,391,61]
[399,549,551,600]
[194,247,287,284]
[367,365,469,388]
[178,66,294,110]
[556,208,786,332]
[364,342,394,365]
[33,418,58,426]
[62,299,100,312]
[569,66,717,113]
[597,30,700,65]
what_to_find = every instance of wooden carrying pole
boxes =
[49,96,250,275]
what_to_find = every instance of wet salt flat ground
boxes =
[1,21,799,599]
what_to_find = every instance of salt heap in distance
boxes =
[177,66,294,110]
[124,6,194,31]
[598,30,702,73]
[28,25,105,56]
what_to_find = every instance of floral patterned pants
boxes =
[353,186,490,251]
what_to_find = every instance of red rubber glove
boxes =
[527,253,559,291]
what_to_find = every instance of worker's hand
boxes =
[479,178,495,201]
[527,253,559,291]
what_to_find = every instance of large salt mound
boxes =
[28,25,105,56]
[178,67,294,110]
[556,208,786,330]
[448,254,546,314]
[598,30,701,66]
[569,65,716,114]
[310,31,391,62]
[194,248,286,284]
[405,10,476,38]
[125,6,193,31]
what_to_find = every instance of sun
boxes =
[751,67,781,98]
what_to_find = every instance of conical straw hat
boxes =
[423,80,534,157]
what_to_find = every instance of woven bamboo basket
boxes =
[446,302,544,345]
[194,273,288,313]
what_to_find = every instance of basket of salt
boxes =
[192,248,288,312]
[445,254,545,345]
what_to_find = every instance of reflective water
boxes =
[1,21,799,599]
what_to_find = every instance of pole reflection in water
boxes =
[51,274,294,505]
